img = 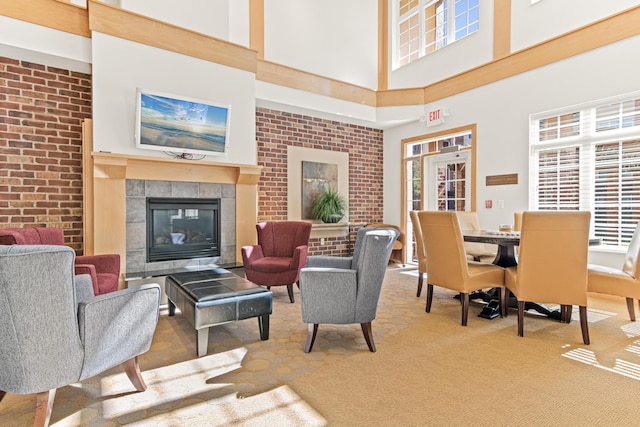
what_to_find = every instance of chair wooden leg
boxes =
[626,297,636,321]
[579,306,590,345]
[304,323,318,353]
[34,389,55,427]
[123,357,147,392]
[559,305,567,323]
[517,301,525,337]
[565,305,573,323]
[361,322,376,352]
[425,284,434,312]
[417,273,424,297]
[461,293,470,326]
[286,284,295,303]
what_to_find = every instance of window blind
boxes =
[530,91,640,249]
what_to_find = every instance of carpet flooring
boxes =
[2,266,640,426]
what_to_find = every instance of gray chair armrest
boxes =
[300,268,357,324]
[74,274,95,304]
[77,283,161,380]
[306,255,353,269]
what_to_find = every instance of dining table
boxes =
[461,229,601,320]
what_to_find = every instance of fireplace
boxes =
[146,197,221,262]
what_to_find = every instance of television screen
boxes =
[135,88,231,158]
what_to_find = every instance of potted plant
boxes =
[311,186,347,223]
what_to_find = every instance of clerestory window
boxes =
[396,0,479,69]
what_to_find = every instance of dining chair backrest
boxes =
[456,211,496,261]
[622,222,640,279]
[516,211,590,305]
[409,211,427,272]
[456,211,482,231]
[418,211,470,287]
[514,212,523,232]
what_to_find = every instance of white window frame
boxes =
[530,91,640,250]
[393,0,479,69]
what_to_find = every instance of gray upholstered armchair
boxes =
[0,245,161,427]
[299,227,399,353]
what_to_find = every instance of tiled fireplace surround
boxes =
[87,151,262,287]
[125,179,237,275]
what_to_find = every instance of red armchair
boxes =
[241,221,312,303]
[0,227,120,295]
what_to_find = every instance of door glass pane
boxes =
[436,161,467,211]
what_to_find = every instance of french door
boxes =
[402,125,476,265]
[423,150,471,212]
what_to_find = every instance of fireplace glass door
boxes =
[146,197,221,262]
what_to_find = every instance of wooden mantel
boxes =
[82,123,262,287]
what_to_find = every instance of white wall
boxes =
[511,0,640,52]
[120,0,232,41]
[0,16,91,73]
[384,35,640,267]
[228,0,250,47]
[263,0,378,89]
[91,32,257,165]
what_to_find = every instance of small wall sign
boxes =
[486,173,518,186]
[426,108,445,127]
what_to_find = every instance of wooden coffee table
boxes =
[165,268,272,357]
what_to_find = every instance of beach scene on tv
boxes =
[138,92,229,154]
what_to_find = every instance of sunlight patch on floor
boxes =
[622,322,640,338]
[562,347,640,381]
[583,307,617,323]
[626,341,640,356]
[99,347,249,419]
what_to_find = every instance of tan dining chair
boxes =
[505,211,591,344]
[456,211,497,263]
[410,211,427,297]
[513,212,523,232]
[418,211,506,326]
[588,222,640,321]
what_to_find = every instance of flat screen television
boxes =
[135,88,231,158]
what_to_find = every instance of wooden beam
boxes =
[378,0,389,90]
[87,0,257,73]
[257,60,377,106]
[493,0,511,60]
[250,0,265,60]
[0,0,90,37]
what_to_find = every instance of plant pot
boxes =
[324,214,343,224]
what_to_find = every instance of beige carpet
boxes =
[290,288,640,426]
[2,267,640,426]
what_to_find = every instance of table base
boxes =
[463,290,562,321]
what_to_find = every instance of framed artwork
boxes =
[287,146,349,224]
[301,161,338,220]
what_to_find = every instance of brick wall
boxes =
[0,57,91,253]
[256,107,384,256]
[0,57,384,258]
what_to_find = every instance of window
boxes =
[396,0,479,68]
[530,92,640,249]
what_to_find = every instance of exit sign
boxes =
[426,108,445,126]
